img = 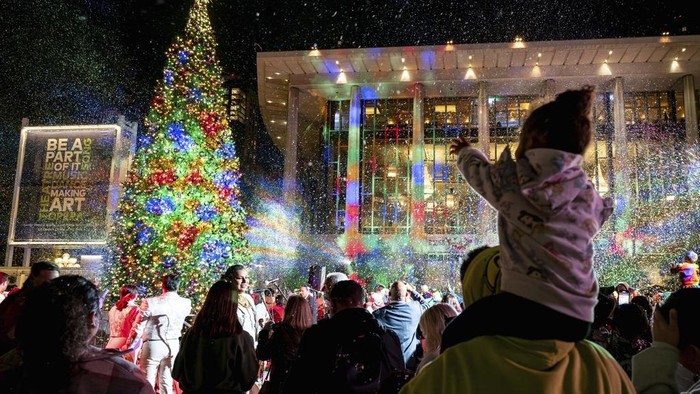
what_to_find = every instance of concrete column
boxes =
[411,83,426,238]
[477,82,490,155]
[544,79,556,103]
[683,74,699,145]
[344,85,363,256]
[282,87,300,194]
[612,77,631,246]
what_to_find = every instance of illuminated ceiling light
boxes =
[276,136,281,139]
[282,102,286,106]
[266,100,273,103]
[608,50,613,55]
[271,120,276,123]
[401,68,410,82]
[682,48,686,52]
[283,121,287,125]
[468,55,473,60]
[266,76,273,79]
[401,57,405,63]
[274,72,281,75]
[336,69,347,84]
[671,59,681,72]
[335,60,340,65]
[538,53,542,58]
[513,36,525,48]
[674,56,679,61]
[309,43,321,56]
[446,40,455,51]
[464,66,477,80]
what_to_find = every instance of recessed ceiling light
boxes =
[271,120,276,123]
[266,76,273,80]
[274,72,281,75]
[266,100,273,103]
[276,136,281,139]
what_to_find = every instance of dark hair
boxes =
[330,280,364,307]
[275,294,285,306]
[115,284,138,311]
[190,280,240,338]
[658,288,700,349]
[162,274,180,291]
[613,303,649,340]
[22,261,60,289]
[17,275,100,391]
[518,85,595,157]
[594,292,616,324]
[459,245,491,281]
[30,261,60,277]
[222,264,246,281]
[631,295,653,320]
[0,272,10,284]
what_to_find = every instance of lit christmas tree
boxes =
[103,0,249,308]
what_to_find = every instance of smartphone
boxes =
[618,291,630,305]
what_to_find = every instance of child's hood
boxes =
[515,148,589,211]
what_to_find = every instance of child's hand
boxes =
[449,136,471,155]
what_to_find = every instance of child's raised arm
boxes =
[451,138,503,210]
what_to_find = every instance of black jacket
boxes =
[282,307,404,394]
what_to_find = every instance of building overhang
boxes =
[257,35,700,152]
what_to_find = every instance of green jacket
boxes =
[401,336,635,394]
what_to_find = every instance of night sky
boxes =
[0,0,697,253]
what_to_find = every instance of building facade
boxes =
[256,35,700,285]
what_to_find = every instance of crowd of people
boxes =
[0,86,699,393]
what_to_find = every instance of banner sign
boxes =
[9,126,122,244]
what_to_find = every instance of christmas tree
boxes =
[103,0,249,308]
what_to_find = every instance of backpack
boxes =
[331,326,385,393]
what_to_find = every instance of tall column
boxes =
[282,87,300,195]
[612,77,630,250]
[683,74,699,145]
[477,82,490,155]
[344,85,363,257]
[543,79,556,103]
[411,83,426,238]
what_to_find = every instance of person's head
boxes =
[162,273,180,292]
[323,272,349,301]
[373,284,385,293]
[389,281,409,302]
[191,280,240,338]
[442,293,463,313]
[223,264,249,293]
[275,294,285,306]
[282,294,313,331]
[0,272,10,293]
[657,288,700,373]
[16,275,100,390]
[23,261,60,289]
[419,303,458,353]
[631,295,653,320]
[460,245,501,308]
[115,284,138,311]
[685,251,698,264]
[613,303,649,340]
[515,85,595,159]
[329,280,364,316]
[593,292,616,325]
[299,284,310,298]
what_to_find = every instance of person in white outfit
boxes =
[128,274,192,394]
[223,264,258,346]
